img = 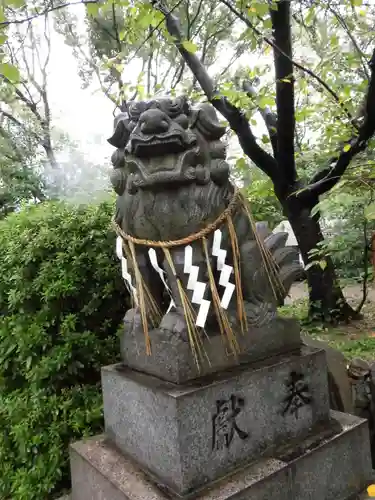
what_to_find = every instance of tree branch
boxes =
[301,49,375,199]
[270,0,296,184]
[242,81,278,157]
[111,2,125,104]
[0,0,100,28]
[327,4,370,81]
[0,108,41,142]
[151,0,278,179]
[189,0,204,31]
[0,109,23,129]
[56,9,119,107]
[0,74,44,124]
[218,0,357,128]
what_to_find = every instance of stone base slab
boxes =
[102,346,330,495]
[70,411,372,500]
[121,315,301,383]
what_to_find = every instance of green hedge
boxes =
[0,201,128,499]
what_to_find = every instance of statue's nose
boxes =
[139,109,170,134]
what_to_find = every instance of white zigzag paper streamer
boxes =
[148,249,174,314]
[212,229,235,309]
[184,245,211,328]
[116,237,137,301]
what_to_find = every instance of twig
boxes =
[242,81,278,157]
[0,0,99,28]
[327,4,370,81]
[218,0,357,127]
[356,193,373,313]
[301,49,375,198]
[151,0,278,180]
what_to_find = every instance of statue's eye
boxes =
[129,110,140,121]
[129,101,146,120]
[174,113,189,129]
[165,105,179,119]
[147,100,160,110]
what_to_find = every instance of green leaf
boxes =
[113,64,124,73]
[251,2,269,17]
[26,355,32,370]
[364,202,375,220]
[304,261,317,271]
[181,40,198,54]
[263,17,272,29]
[305,6,315,25]
[258,96,273,108]
[319,260,327,270]
[150,11,164,27]
[0,63,20,83]
[86,2,100,16]
[7,0,25,7]
[343,144,351,152]
[236,157,248,171]
[139,12,154,28]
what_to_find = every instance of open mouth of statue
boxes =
[132,135,186,157]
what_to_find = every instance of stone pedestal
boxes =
[70,411,371,500]
[120,315,301,383]
[102,346,329,494]
[69,320,374,499]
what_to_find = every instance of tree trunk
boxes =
[281,195,361,323]
[43,141,59,170]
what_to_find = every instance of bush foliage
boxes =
[0,200,128,499]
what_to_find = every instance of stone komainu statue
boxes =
[109,95,302,360]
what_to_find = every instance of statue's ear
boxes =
[190,103,227,140]
[107,113,130,148]
[189,108,200,129]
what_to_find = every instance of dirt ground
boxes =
[285,281,375,346]
[287,281,375,305]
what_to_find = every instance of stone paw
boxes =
[123,307,143,334]
[242,300,277,327]
[159,307,190,342]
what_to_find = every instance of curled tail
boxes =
[256,222,304,306]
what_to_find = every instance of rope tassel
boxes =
[112,187,284,363]
[202,236,240,357]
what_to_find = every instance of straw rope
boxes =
[113,186,287,366]
[112,187,241,248]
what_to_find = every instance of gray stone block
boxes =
[102,345,330,495]
[301,334,354,413]
[70,435,291,500]
[121,316,301,383]
[287,411,372,500]
[69,412,373,500]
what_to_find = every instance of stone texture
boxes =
[121,316,301,383]
[70,411,373,500]
[109,96,302,353]
[102,345,330,495]
[301,334,354,413]
[70,435,291,500]
[278,411,372,500]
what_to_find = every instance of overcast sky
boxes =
[44,4,267,167]
[46,13,114,164]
